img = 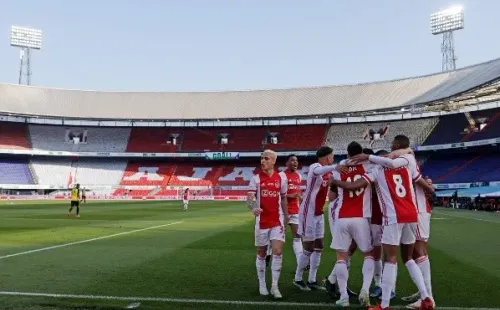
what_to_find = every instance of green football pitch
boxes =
[0,200,499,310]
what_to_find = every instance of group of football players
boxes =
[246,135,435,310]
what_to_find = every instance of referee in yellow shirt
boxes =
[67,183,81,218]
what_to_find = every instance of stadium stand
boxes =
[423,114,469,145]
[217,166,258,186]
[100,162,314,189]
[31,158,127,187]
[29,125,130,152]
[265,125,328,150]
[465,109,500,141]
[119,162,175,186]
[424,107,500,145]
[31,158,72,186]
[0,122,30,149]
[421,152,500,183]
[126,128,179,152]
[0,149,497,192]
[122,125,327,152]
[167,164,213,186]
[0,158,34,184]
[72,159,128,186]
[325,118,438,150]
[181,127,268,152]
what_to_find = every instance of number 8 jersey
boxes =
[363,163,419,225]
[332,161,375,219]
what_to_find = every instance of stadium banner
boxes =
[414,137,500,151]
[434,183,471,190]
[205,152,240,160]
[0,148,322,157]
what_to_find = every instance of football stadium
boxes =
[1,5,500,310]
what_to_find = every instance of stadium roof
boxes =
[1,57,500,120]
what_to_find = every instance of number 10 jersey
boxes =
[332,161,376,220]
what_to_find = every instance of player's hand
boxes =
[335,165,349,173]
[425,178,435,193]
[252,208,263,216]
[284,215,290,226]
[388,148,414,159]
[350,154,369,163]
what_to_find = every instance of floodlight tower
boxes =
[10,26,43,85]
[430,6,464,72]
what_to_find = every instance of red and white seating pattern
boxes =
[110,162,312,197]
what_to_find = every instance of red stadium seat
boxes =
[0,123,31,149]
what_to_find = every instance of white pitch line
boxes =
[0,291,498,310]
[0,221,183,260]
[433,211,500,224]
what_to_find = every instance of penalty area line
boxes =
[0,291,499,309]
[0,221,183,260]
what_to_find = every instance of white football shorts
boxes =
[416,212,431,242]
[381,223,417,246]
[370,224,383,247]
[288,214,299,225]
[331,218,373,253]
[298,214,324,242]
[327,199,338,236]
[255,225,285,247]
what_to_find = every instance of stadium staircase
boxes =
[435,155,481,183]
[26,124,33,149]
[165,164,177,186]
[417,118,439,145]
[460,130,475,142]
[70,160,79,186]
[28,162,39,184]
[209,166,226,185]
[149,187,162,196]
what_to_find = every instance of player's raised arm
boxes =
[388,147,414,159]
[415,178,435,194]
[313,164,348,176]
[350,153,409,169]
[369,154,409,169]
[331,177,369,191]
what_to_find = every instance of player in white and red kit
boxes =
[247,149,288,299]
[331,138,434,310]
[294,146,345,291]
[279,154,303,265]
[182,188,189,211]
[366,150,397,300]
[325,142,375,307]
[355,137,435,308]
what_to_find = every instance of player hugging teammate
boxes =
[330,135,435,310]
[247,137,436,309]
